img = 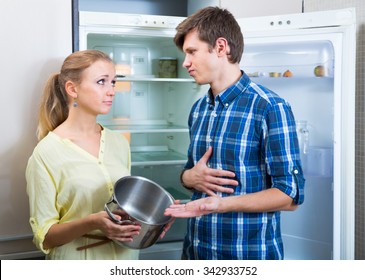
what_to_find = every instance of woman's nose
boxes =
[107,86,115,96]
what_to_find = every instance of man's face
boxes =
[182,30,219,85]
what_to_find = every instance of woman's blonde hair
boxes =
[37,50,113,140]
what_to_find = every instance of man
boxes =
[164,6,305,260]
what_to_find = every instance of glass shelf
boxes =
[117,76,194,83]
[104,124,188,133]
[131,150,187,166]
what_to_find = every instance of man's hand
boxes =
[182,147,238,196]
[164,196,221,218]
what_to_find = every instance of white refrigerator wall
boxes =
[0,0,72,258]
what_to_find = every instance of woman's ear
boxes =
[65,80,78,99]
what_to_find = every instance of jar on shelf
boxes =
[158,57,177,78]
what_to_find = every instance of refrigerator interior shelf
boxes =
[104,124,188,133]
[131,152,186,166]
[117,76,195,83]
[131,146,186,166]
[250,76,334,81]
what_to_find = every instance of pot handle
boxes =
[104,198,135,225]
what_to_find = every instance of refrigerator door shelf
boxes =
[301,146,333,178]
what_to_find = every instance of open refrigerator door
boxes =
[237,8,356,259]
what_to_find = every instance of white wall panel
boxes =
[0,0,72,258]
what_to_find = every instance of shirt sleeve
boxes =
[26,152,60,254]
[264,101,305,205]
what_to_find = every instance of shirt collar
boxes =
[205,71,251,107]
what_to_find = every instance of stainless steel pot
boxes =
[104,176,174,249]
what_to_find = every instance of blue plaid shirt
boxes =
[182,72,305,260]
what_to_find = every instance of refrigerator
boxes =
[78,7,356,260]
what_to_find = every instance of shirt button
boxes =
[293,169,299,174]
[225,103,229,107]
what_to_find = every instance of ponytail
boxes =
[37,73,69,140]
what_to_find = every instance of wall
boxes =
[304,0,365,261]
[0,0,72,259]
[187,0,302,17]
[219,0,302,17]
[187,0,219,15]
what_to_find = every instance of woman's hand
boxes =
[94,211,141,242]
[164,197,221,218]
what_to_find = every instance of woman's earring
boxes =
[73,98,78,107]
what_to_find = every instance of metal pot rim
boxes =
[112,175,175,225]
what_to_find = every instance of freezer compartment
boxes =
[242,40,334,78]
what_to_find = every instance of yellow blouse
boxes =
[26,127,139,260]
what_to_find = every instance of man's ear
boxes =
[216,37,229,56]
[65,80,78,99]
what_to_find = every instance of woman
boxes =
[26,50,141,260]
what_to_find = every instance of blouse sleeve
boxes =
[26,152,60,254]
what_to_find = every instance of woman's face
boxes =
[76,60,116,116]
